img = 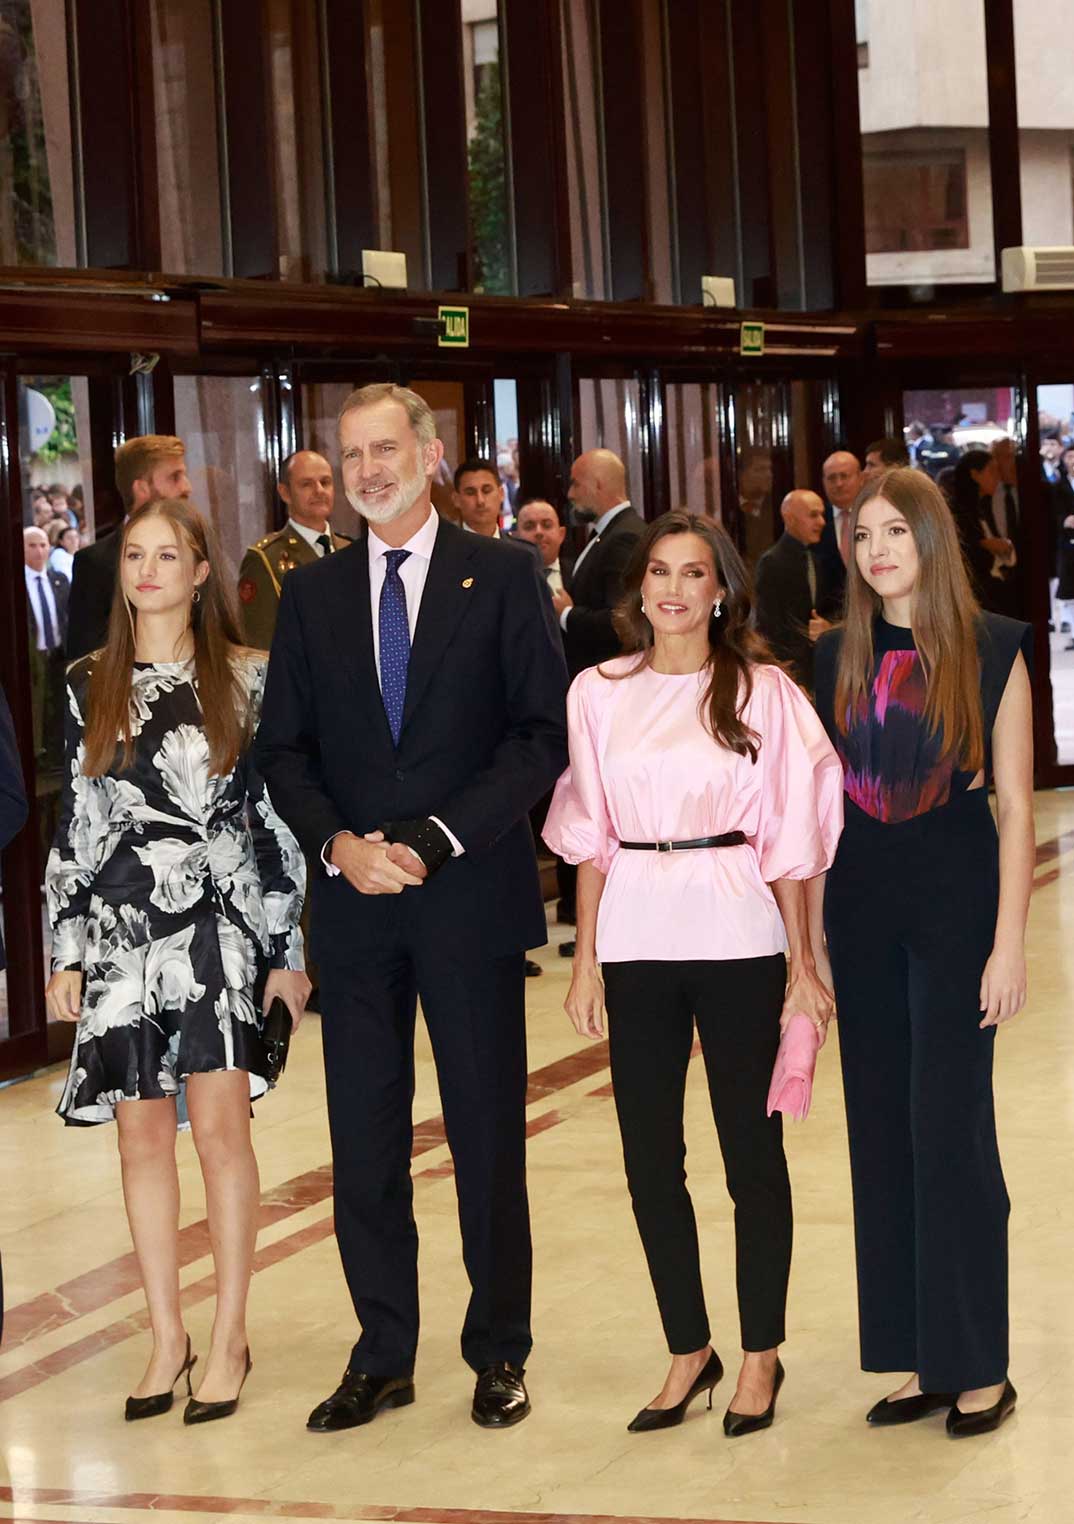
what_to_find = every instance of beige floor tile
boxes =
[1,793,1072,1524]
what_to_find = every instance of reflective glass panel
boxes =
[462,1,511,293]
[664,383,724,523]
[856,0,995,287]
[0,0,77,266]
[561,0,607,300]
[173,375,270,576]
[17,374,96,993]
[152,0,224,275]
[577,378,644,517]
[267,0,327,281]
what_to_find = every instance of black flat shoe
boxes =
[524,959,543,978]
[627,1349,724,1432]
[946,1379,1017,1438]
[472,1362,530,1427]
[306,1368,415,1431]
[183,1348,252,1425]
[723,1358,784,1438]
[867,1390,957,1426]
[124,1335,196,1421]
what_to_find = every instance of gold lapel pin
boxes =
[462,577,474,588]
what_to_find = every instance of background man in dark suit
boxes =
[514,498,572,595]
[551,449,642,956]
[753,490,837,691]
[815,448,862,609]
[553,448,644,677]
[23,527,69,772]
[255,383,567,1435]
[66,435,191,659]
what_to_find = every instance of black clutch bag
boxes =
[262,996,293,1083]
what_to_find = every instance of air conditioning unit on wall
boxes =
[1001,246,1074,292]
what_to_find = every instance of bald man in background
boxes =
[754,489,838,691]
[816,449,862,605]
[553,449,644,678]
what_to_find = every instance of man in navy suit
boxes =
[255,384,567,1434]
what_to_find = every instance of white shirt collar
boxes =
[367,507,440,565]
[592,500,631,537]
[24,565,48,583]
[462,523,500,538]
[288,517,333,552]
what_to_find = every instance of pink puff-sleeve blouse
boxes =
[543,656,844,963]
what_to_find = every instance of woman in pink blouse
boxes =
[544,512,842,1439]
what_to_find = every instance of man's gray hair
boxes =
[337,383,436,448]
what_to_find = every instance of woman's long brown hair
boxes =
[609,511,776,761]
[82,499,251,777]
[834,467,984,771]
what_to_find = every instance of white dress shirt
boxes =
[561,500,631,630]
[323,509,462,872]
[25,566,60,650]
[288,517,334,555]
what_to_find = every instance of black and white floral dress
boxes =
[47,652,305,1125]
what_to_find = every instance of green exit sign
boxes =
[438,306,469,347]
[740,321,765,357]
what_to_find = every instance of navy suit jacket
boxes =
[254,518,569,967]
[67,528,120,659]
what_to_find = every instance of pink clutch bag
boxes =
[766,1012,821,1122]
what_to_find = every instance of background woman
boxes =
[814,467,1032,1438]
[45,499,308,1424]
[544,512,842,1439]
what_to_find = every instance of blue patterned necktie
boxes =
[379,548,411,744]
[36,576,57,649]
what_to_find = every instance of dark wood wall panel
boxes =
[69,0,141,267]
[596,0,649,301]
[214,0,279,278]
[503,0,571,297]
[696,1,739,299]
[728,4,774,308]
[825,0,867,307]
[416,0,469,291]
[984,0,1022,264]
[320,0,375,277]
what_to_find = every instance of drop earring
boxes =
[640,597,647,616]
[712,597,723,618]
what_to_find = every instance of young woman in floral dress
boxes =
[45,499,308,1424]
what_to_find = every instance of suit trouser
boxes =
[602,955,791,1354]
[319,937,531,1377]
[824,790,1009,1392]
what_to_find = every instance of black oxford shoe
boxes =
[306,1369,415,1432]
[946,1379,1017,1438]
[472,1362,530,1428]
[867,1390,957,1426]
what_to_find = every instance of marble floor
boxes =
[1,790,1072,1524]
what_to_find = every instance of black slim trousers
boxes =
[602,955,791,1355]
[824,789,1010,1393]
[319,936,531,1379]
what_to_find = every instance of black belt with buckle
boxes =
[618,832,747,853]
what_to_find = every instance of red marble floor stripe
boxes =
[0,1489,789,1524]
[4,1042,610,1353]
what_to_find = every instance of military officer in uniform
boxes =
[238,449,352,649]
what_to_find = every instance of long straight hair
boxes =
[834,468,984,771]
[610,511,776,761]
[82,499,251,777]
